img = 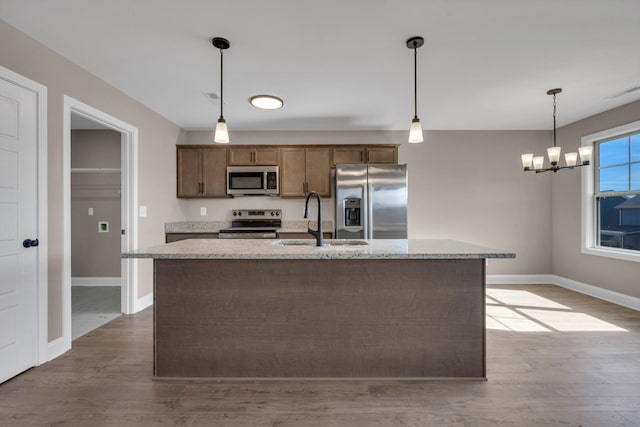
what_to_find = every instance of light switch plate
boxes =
[88,207,94,216]
[139,206,147,217]
[200,207,207,216]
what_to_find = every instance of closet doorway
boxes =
[70,113,122,339]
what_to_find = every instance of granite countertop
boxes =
[123,238,515,260]
[165,220,334,234]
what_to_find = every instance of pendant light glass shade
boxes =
[408,118,423,143]
[214,117,229,144]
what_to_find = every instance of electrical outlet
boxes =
[200,207,207,216]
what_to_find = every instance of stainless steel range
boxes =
[218,209,281,239]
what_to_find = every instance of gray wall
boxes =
[183,129,553,275]
[71,129,121,278]
[553,99,640,299]
[1,21,187,342]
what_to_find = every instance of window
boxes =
[582,121,640,262]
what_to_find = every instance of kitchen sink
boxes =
[272,239,368,247]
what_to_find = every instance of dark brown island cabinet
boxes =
[123,238,514,380]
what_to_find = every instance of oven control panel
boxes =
[231,209,282,220]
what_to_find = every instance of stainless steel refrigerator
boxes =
[335,164,408,239]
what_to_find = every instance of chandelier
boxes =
[521,88,592,173]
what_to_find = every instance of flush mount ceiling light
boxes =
[521,88,593,173]
[407,36,424,143]
[212,37,230,144]
[250,95,284,110]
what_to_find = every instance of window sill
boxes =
[582,245,640,263]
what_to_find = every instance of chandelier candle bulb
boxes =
[579,146,593,164]
[547,146,561,165]
[533,156,545,170]
[521,153,534,169]
[565,152,578,167]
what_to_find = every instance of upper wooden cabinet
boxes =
[332,146,365,166]
[228,146,278,166]
[177,146,227,198]
[366,146,398,164]
[177,144,397,198]
[331,145,398,166]
[280,147,331,198]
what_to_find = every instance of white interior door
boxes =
[0,78,38,383]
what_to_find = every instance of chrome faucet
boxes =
[304,191,324,247]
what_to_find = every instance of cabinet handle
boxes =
[252,151,255,164]
[199,182,203,194]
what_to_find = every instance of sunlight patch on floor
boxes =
[486,288,628,332]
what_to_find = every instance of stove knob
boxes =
[270,211,275,216]
[276,211,280,216]
[233,212,237,216]
[238,212,242,216]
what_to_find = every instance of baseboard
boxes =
[47,336,70,362]
[134,292,153,313]
[72,277,121,287]
[487,274,640,312]
[486,274,556,285]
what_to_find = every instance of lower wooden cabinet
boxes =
[277,232,333,240]
[166,233,219,243]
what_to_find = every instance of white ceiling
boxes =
[2,0,640,131]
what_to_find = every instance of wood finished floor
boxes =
[1,284,640,426]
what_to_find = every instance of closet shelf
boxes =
[71,168,121,174]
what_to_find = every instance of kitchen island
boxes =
[124,239,514,380]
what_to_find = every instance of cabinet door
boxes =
[202,148,227,197]
[177,147,202,197]
[367,146,398,164]
[254,147,279,165]
[332,146,364,166]
[279,148,306,197]
[228,147,254,165]
[305,147,331,197]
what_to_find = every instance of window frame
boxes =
[581,120,640,263]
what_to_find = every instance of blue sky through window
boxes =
[598,134,640,192]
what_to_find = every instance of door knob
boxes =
[23,239,39,248]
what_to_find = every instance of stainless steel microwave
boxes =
[226,166,279,196]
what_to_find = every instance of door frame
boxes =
[62,96,139,348]
[0,66,48,365]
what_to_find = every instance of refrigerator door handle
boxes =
[367,183,374,239]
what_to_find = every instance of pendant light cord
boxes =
[413,43,418,120]
[552,92,557,148]
[219,48,224,119]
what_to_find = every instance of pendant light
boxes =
[407,36,424,143]
[521,88,593,173]
[212,37,230,144]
